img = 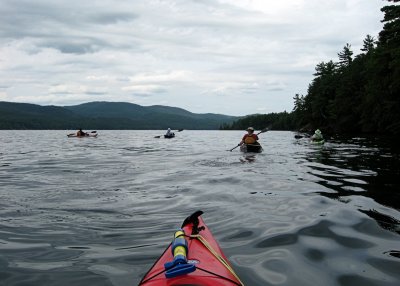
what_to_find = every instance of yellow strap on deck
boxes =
[190,234,245,286]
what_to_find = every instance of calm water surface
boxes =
[0,130,399,286]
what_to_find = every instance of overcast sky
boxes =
[0,0,386,115]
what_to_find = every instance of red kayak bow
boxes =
[138,211,244,286]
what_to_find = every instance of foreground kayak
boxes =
[138,211,243,286]
[240,143,262,153]
[164,134,175,139]
[67,134,98,138]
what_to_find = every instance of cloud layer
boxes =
[0,0,385,115]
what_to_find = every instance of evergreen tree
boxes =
[291,0,400,135]
[379,3,400,46]
[313,61,336,76]
[361,35,376,53]
[292,94,306,128]
[337,43,353,68]
[307,61,339,128]
[361,0,400,133]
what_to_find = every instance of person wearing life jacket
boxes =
[165,128,174,137]
[239,127,259,146]
[76,128,87,137]
[311,129,323,141]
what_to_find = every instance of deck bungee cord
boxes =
[187,234,244,286]
[138,211,244,286]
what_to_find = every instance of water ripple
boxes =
[0,131,399,286]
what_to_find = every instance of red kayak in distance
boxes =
[67,132,98,138]
[138,211,244,286]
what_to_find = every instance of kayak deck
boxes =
[139,211,243,286]
[67,134,98,138]
[240,143,262,153]
[311,139,324,144]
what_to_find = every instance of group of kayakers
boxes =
[73,127,324,145]
[235,126,324,146]
[73,128,176,137]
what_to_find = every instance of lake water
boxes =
[0,130,399,286]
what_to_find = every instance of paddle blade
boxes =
[154,136,161,138]
[177,129,184,132]
[229,144,240,151]
[181,210,204,228]
[91,131,97,133]
[256,127,269,135]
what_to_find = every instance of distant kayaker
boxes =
[165,128,174,136]
[76,128,87,137]
[239,127,259,146]
[311,129,323,142]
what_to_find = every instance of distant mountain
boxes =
[0,101,237,130]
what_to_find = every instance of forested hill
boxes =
[0,101,236,130]
[220,112,294,131]
[292,0,400,134]
[223,0,400,135]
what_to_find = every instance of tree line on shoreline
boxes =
[222,0,400,135]
[0,101,236,130]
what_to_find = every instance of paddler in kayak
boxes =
[164,128,175,138]
[239,127,260,146]
[311,129,324,142]
[76,128,88,137]
[165,128,173,136]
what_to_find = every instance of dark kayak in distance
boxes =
[138,211,243,286]
[240,143,262,153]
[67,133,98,138]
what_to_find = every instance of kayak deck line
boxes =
[138,211,244,286]
[139,235,243,286]
[188,234,244,286]
[138,244,172,285]
[240,143,263,153]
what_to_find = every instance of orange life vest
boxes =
[244,134,258,144]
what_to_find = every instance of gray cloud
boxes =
[0,1,138,54]
[85,91,108,95]
[0,0,386,115]
[132,93,157,98]
[90,12,138,25]
[37,38,107,54]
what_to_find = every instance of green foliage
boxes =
[337,43,354,69]
[361,35,376,53]
[293,0,400,134]
[0,101,237,130]
[220,112,297,131]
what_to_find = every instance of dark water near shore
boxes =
[0,130,399,286]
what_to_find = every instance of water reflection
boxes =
[0,131,399,286]
[240,154,257,163]
[305,136,400,211]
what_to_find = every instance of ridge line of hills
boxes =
[0,101,237,130]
